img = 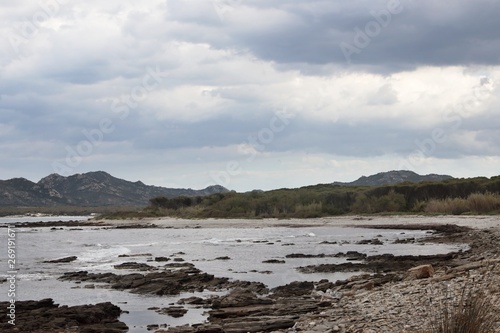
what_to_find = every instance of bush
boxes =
[425,192,500,215]
[424,287,496,333]
[467,192,500,213]
[425,198,470,215]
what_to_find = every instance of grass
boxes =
[425,192,500,215]
[426,290,496,333]
[421,269,498,333]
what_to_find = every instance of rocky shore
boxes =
[288,226,500,333]
[0,298,127,333]
[152,225,500,333]
[3,217,499,333]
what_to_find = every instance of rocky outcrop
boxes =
[43,256,78,263]
[59,265,268,296]
[0,298,127,333]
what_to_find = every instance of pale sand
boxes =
[95,215,500,229]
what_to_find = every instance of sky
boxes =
[1,0,500,192]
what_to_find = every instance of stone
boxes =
[43,256,78,263]
[0,299,127,332]
[405,264,434,280]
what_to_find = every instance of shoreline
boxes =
[1,216,499,332]
[93,214,500,230]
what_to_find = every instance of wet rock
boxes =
[177,296,212,307]
[157,306,188,318]
[286,253,326,258]
[262,259,286,264]
[60,266,268,297]
[114,262,158,271]
[212,288,274,309]
[271,281,314,297]
[356,238,383,245]
[115,224,159,229]
[298,253,456,274]
[118,253,152,258]
[392,237,416,244]
[43,256,78,263]
[0,298,127,333]
[154,257,171,262]
[214,256,231,260]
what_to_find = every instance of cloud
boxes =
[1,0,500,191]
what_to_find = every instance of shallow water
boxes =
[0,217,468,332]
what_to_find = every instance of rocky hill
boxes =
[333,170,453,187]
[0,171,229,207]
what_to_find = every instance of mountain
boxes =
[0,171,229,207]
[333,170,453,187]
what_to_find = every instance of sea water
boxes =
[0,217,468,332]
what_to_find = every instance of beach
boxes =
[0,215,499,332]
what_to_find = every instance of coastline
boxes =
[93,214,500,230]
[1,216,499,332]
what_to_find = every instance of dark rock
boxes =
[59,266,268,297]
[118,253,152,258]
[114,262,157,271]
[356,238,383,245]
[262,259,285,264]
[0,298,127,333]
[214,256,231,260]
[43,256,78,263]
[177,296,211,306]
[271,281,315,297]
[157,306,188,318]
[286,253,325,258]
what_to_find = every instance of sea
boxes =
[0,216,468,332]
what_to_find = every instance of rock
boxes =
[114,262,157,271]
[262,259,286,264]
[0,299,127,332]
[215,256,231,260]
[212,288,273,309]
[356,238,383,245]
[43,256,78,263]
[60,266,268,297]
[352,280,374,290]
[405,264,435,280]
[157,306,188,318]
[177,296,211,307]
[271,281,315,297]
[154,256,171,262]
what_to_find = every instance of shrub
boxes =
[425,198,470,215]
[467,192,500,213]
[423,287,496,333]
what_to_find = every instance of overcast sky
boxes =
[1,0,500,191]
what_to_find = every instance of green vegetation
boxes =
[102,175,500,219]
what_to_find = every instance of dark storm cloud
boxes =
[194,0,500,72]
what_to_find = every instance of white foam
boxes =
[78,246,130,264]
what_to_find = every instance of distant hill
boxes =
[0,171,229,207]
[333,170,453,187]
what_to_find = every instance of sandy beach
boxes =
[96,214,500,230]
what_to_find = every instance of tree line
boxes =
[141,176,500,219]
